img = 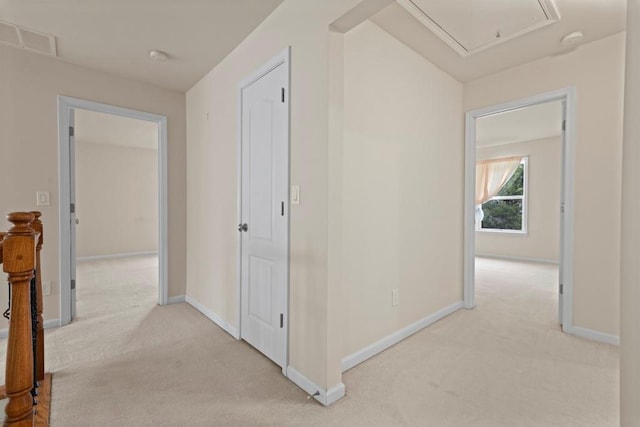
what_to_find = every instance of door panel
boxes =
[240,61,288,368]
[249,99,275,241]
[248,256,274,325]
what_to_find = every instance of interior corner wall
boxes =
[327,29,346,388]
[185,0,363,391]
[0,44,187,326]
[75,142,158,258]
[464,32,626,336]
[621,1,640,424]
[476,137,561,263]
[341,21,464,358]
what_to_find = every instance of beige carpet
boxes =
[0,256,618,426]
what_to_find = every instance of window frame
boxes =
[476,157,528,235]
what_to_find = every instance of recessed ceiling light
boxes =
[561,32,584,46]
[149,50,169,62]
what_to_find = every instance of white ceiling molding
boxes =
[396,0,561,57]
[0,20,57,57]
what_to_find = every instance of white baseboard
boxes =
[0,319,61,339]
[44,319,61,329]
[572,326,620,346]
[286,365,345,406]
[76,251,158,262]
[341,301,464,372]
[185,295,238,338]
[476,254,559,265]
[167,295,185,304]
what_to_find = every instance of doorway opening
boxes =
[464,88,576,333]
[58,96,168,326]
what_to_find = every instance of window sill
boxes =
[475,229,528,236]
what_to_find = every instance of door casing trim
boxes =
[463,87,576,333]
[57,95,168,325]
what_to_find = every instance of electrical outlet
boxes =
[43,280,52,296]
[392,289,399,307]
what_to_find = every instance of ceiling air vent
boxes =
[397,0,561,57]
[0,20,57,57]
[0,21,20,46]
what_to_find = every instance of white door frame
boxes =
[236,47,291,375]
[57,95,169,326]
[463,87,576,333]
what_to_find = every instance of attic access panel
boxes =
[397,0,560,57]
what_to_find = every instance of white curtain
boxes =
[476,156,522,204]
[475,156,522,227]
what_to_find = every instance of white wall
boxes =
[186,0,364,392]
[341,21,464,357]
[476,137,561,263]
[465,32,625,336]
[327,28,346,389]
[0,44,186,325]
[75,141,158,258]
[185,0,625,398]
[621,1,640,424]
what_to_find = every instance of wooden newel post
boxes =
[29,212,44,383]
[3,212,36,426]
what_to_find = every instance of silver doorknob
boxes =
[238,223,248,232]
[75,218,80,225]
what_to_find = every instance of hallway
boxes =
[0,256,618,426]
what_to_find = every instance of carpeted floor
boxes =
[0,256,619,426]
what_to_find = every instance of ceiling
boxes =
[397,0,561,56]
[75,109,158,150]
[0,0,283,91]
[0,1,626,91]
[371,0,626,82]
[476,100,563,147]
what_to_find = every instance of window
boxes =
[477,158,527,233]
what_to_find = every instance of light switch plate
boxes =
[36,191,50,206]
[43,280,52,296]
[291,185,300,205]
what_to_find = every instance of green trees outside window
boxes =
[481,162,525,231]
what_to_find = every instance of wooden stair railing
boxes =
[30,212,44,385]
[2,212,36,426]
[0,212,49,426]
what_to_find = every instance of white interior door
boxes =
[69,108,77,321]
[240,60,289,368]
